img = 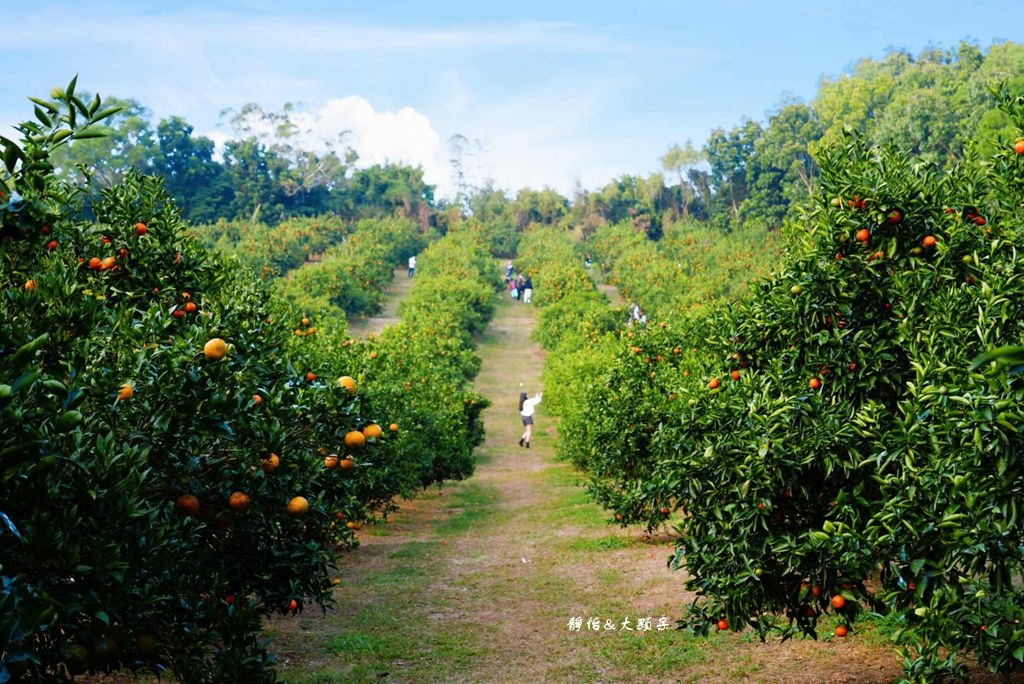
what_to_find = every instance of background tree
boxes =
[660,140,704,220]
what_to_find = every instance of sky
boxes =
[1,0,1020,199]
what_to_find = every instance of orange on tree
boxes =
[362,423,383,439]
[134,221,148,235]
[717,619,729,631]
[337,376,357,394]
[175,494,200,516]
[203,337,228,361]
[23,279,37,291]
[251,394,263,406]
[228,491,251,512]
[809,377,822,389]
[117,383,134,401]
[287,496,309,517]
[835,625,849,637]
[324,455,339,470]
[856,228,870,243]
[922,235,937,248]
[261,452,280,473]
[184,301,197,313]
[708,377,720,390]
[344,430,366,450]
[339,457,356,471]
[831,594,846,610]
[1015,138,1024,155]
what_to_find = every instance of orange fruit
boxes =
[134,222,148,235]
[831,594,846,609]
[1015,139,1024,155]
[339,457,356,471]
[717,619,729,631]
[203,338,228,361]
[835,625,848,637]
[175,494,200,516]
[708,377,720,390]
[90,257,103,270]
[301,317,310,327]
[100,256,116,270]
[811,585,822,598]
[287,496,309,517]
[922,235,937,248]
[855,228,870,243]
[117,383,134,401]
[184,302,197,313]
[324,455,339,470]
[345,521,362,530]
[23,279,37,291]
[344,430,366,450]
[262,452,280,473]
[228,491,251,512]
[251,394,263,406]
[46,239,58,250]
[730,370,740,381]
[306,371,317,382]
[287,599,298,612]
[362,423,383,439]
[809,377,822,390]
[369,350,378,359]
[337,376,357,394]
[389,423,399,433]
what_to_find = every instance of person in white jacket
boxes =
[519,391,542,448]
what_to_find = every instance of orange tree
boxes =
[353,229,497,486]
[0,82,437,682]
[544,87,1024,679]
[278,217,428,318]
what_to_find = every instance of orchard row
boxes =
[526,87,1024,678]
[0,82,495,682]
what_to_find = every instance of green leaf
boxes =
[89,106,123,124]
[72,129,109,140]
[34,106,52,127]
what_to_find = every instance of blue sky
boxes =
[2,0,1019,197]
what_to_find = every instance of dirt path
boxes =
[346,266,412,338]
[269,293,907,683]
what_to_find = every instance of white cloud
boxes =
[202,97,452,196]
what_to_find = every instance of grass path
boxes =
[268,290,905,683]
[346,266,413,338]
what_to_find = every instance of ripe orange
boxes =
[172,309,186,319]
[346,521,362,530]
[369,350,379,359]
[301,317,311,327]
[344,430,366,450]
[324,455,339,469]
[340,457,356,471]
[730,370,740,381]
[100,256,116,271]
[362,423,383,439]
[389,423,399,433]
[23,279,37,291]
[811,585,822,599]
[287,496,309,517]
[46,239,58,251]
[203,338,228,361]
[117,383,134,401]
[306,371,317,382]
[708,377,720,390]
[175,494,200,516]
[228,491,251,512]
[337,376,357,394]
[1015,138,1024,155]
[251,394,263,406]
[809,377,822,390]
[287,599,298,613]
[89,256,102,270]
[835,625,848,637]
[855,228,870,243]
[184,301,197,313]
[261,452,280,473]
[922,235,937,248]
[717,619,729,631]
[135,222,148,235]
[831,595,846,610]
